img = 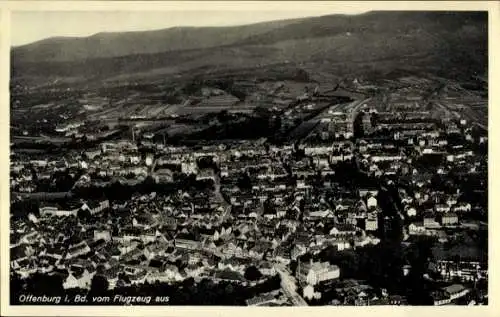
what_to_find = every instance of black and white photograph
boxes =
[3,1,496,314]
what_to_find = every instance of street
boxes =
[274,264,308,306]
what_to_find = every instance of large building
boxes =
[362,112,373,135]
[296,259,340,286]
[365,214,378,231]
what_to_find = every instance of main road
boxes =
[274,264,308,306]
[214,174,232,223]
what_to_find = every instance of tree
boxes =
[10,272,24,304]
[263,198,275,215]
[237,173,252,191]
[77,208,91,220]
[52,171,76,192]
[89,274,109,297]
[11,200,40,220]
[244,266,263,281]
[224,284,234,295]
[22,272,64,297]
[182,277,195,289]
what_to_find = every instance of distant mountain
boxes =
[11,11,487,86]
[12,19,299,63]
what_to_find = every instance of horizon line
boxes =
[12,10,375,48]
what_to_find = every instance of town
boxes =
[9,73,488,306]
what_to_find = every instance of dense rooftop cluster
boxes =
[10,77,488,306]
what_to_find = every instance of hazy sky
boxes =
[11,8,368,46]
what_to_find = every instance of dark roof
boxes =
[198,226,216,236]
[443,284,466,294]
[10,244,29,260]
[423,212,435,219]
[215,269,245,281]
[149,259,164,269]
[331,223,357,232]
[103,268,121,279]
[68,241,89,253]
[90,239,107,249]
[176,232,199,241]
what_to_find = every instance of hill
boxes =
[11,18,299,63]
[11,11,488,87]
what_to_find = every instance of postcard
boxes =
[1,1,498,317]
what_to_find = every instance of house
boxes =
[52,160,68,172]
[257,165,288,181]
[329,224,357,237]
[45,245,66,261]
[66,241,91,259]
[94,230,112,242]
[432,284,469,305]
[121,247,146,263]
[145,154,154,166]
[128,268,148,285]
[63,268,95,289]
[303,284,322,300]
[446,196,459,206]
[423,213,440,228]
[296,259,340,286]
[408,222,426,236]
[162,217,177,230]
[39,206,79,218]
[10,244,35,269]
[175,238,201,251]
[427,229,449,243]
[406,206,417,217]
[20,230,41,245]
[435,204,451,213]
[245,293,277,306]
[263,208,278,220]
[184,263,205,278]
[274,246,291,265]
[150,265,183,282]
[181,162,198,175]
[144,243,168,260]
[365,214,378,231]
[358,188,379,198]
[291,244,307,260]
[89,239,108,252]
[453,203,472,213]
[402,265,412,276]
[304,144,333,156]
[214,269,245,283]
[330,239,352,251]
[132,213,156,229]
[15,260,38,278]
[366,196,378,209]
[153,169,174,183]
[308,209,334,220]
[129,155,141,165]
[388,295,407,305]
[85,149,102,160]
[434,260,486,282]
[258,261,276,276]
[196,169,216,181]
[36,255,57,274]
[82,200,110,215]
[313,156,330,169]
[441,213,459,226]
[414,191,430,203]
[30,159,48,167]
